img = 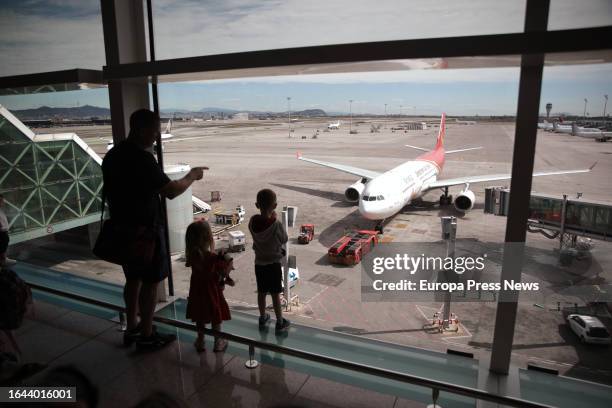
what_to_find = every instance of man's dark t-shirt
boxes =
[102,140,170,226]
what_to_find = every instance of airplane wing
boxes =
[425,164,595,190]
[445,147,482,154]
[405,145,482,154]
[297,153,381,180]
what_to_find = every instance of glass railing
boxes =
[16,262,612,408]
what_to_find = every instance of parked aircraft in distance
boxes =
[537,120,553,131]
[572,123,612,142]
[328,121,341,130]
[552,121,573,134]
[298,114,593,231]
[107,118,174,151]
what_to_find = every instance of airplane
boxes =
[537,120,553,131]
[552,121,573,134]
[572,123,612,142]
[328,121,341,130]
[107,118,174,151]
[297,114,593,231]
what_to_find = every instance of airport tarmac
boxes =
[23,118,612,384]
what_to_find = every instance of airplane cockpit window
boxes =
[362,195,369,200]
[378,195,384,200]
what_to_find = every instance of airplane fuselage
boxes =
[359,152,442,220]
[298,113,591,223]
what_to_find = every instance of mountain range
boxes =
[11,105,328,120]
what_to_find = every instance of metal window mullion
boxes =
[77,156,92,178]
[82,182,103,215]
[72,143,83,215]
[32,142,46,226]
[78,178,97,197]
[53,142,77,180]
[46,182,78,223]
[40,182,63,225]
[57,182,80,217]
[0,143,35,185]
[147,0,174,297]
[489,0,549,375]
[16,188,42,229]
[37,145,58,183]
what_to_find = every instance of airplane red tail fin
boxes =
[435,113,446,150]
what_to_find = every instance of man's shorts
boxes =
[122,227,169,283]
[255,263,283,294]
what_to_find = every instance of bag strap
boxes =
[100,186,106,222]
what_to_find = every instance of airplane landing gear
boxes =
[375,220,385,234]
[439,187,452,206]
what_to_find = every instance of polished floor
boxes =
[10,299,425,408]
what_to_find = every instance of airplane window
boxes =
[362,195,369,200]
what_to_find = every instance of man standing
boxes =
[102,109,205,349]
[0,194,16,267]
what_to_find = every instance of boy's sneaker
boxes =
[275,318,291,334]
[136,331,177,349]
[258,313,270,329]
[122,327,141,347]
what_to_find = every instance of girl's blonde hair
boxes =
[185,220,214,267]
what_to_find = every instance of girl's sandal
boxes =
[194,340,206,353]
[213,338,228,352]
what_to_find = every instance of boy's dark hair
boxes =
[256,189,276,210]
[129,109,159,137]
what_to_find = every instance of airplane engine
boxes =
[454,189,475,212]
[344,180,365,202]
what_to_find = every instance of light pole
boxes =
[287,97,291,137]
[583,98,588,121]
[384,103,387,117]
[349,99,353,133]
[399,105,403,117]
[604,95,608,124]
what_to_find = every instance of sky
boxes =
[0,0,611,116]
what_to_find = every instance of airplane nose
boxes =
[359,200,386,220]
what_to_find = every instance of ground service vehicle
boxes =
[328,230,379,265]
[227,230,246,252]
[298,224,315,244]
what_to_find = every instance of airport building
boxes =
[0,1,611,407]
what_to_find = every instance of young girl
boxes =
[185,220,232,352]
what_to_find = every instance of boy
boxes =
[0,194,16,267]
[248,189,290,334]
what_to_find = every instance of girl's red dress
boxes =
[186,254,231,325]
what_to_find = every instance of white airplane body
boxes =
[298,114,592,222]
[537,121,553,131]
[552,122,573,134]
[328,121,341,130]
[572,123,612,141]
[107,118,174,151]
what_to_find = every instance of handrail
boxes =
[26,281,555,408]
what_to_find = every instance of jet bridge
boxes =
[485,187,612,254]
[527,193,612,242]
